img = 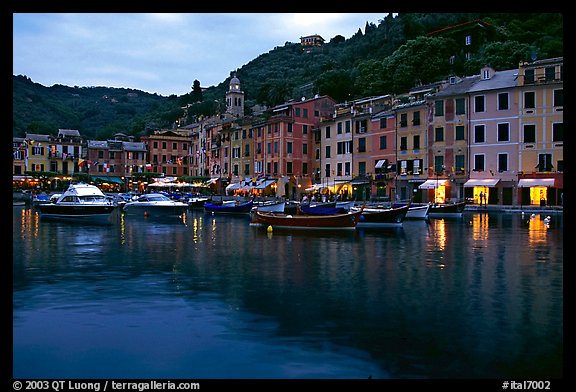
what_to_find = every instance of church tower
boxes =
[225,74,244,117]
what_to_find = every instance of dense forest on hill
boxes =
[13,12,563,140]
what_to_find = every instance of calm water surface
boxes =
[12,206,563,379]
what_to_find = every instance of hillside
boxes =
[13,12,563,140]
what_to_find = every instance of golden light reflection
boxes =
[471,213,489,241]
[18,207,40,239]
[192,215,203,243]
[526,213,549,245]
[432,219,447,252]
[119,212,126,245]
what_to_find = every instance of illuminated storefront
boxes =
[418,179,448,203]
[463,179,500,204]
[518,178,554,206]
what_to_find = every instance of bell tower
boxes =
[226,73,244,117]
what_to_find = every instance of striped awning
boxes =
[419,179,448,189]
[464,179,500,187]
[518,178,555,187]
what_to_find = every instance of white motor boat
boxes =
[122,193,188,217]
[36,183,117,223]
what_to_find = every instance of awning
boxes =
[375,159,386,169]
[518,178,555,187]
[349,177,370,185]
[419,179,448,189]
[255,179,276,189]
[225,183,241,191]
[464,179,500,187]
[92,176,124,184]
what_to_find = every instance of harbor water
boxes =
[12,206,563,380]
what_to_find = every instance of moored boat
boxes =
[204,199,254,214]
[406,204,430,220]
[31,193,51,207]
[250,208,363,230]
[252,200,286,213]
[188,196,210,209]
[36,183,117,223]
[352,204,410,227]
[122,193,189,217]
[428,201,466,218]
[299,204,348,216]
[392,202,430,220]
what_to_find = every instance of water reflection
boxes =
[13,207,563,379]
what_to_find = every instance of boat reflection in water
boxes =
[13,207,563,379]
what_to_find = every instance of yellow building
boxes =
[517,57,563,206]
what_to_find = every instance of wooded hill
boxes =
[13,13,563,140]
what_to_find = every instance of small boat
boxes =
[336,201,355,211]
[204,199,254,214]
[188,196,210,208]
[36,183,117,223]
[428,201,466,218]
[406,204,430,220]
[250,208,363,230]
[31,193,51,206]
[122,193,189,217]
[299,204,348,216]
[392,202,430,220]
[352,204,410,227]
[252,200,286,213]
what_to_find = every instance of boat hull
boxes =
[37,204,116,223]
[36,183,117,223]
[406,204,430,220]
[428,202,466,218]
[299,205,348,215]
[252,201,286,213]
[354,205,409,227]
[251,209,362,230]
[204,200,254,213]
[393,203,430,220]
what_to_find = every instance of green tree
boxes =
[315,70,355,102]
[192,79,203,102]
[382,36,454,93]
[354,59,387,96]
[464,41,537,74]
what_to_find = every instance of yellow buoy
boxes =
[267,225,273,233]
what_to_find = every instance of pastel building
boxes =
[465,66,520,206]
[394,99,429,202]
[516,57,564,206]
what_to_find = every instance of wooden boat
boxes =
[392,202,430,220]
[428,201,466,218]
[36,183,117,223]
[204,199,254,214]
[406,204,430,220]
[252,200,286,213]
[250,208,363,230]
[299,204,348,216]
[352,204,410,227]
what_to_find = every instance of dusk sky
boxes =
[13,13,392,96]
